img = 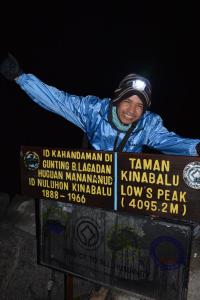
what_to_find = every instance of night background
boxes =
[0,1,199,195]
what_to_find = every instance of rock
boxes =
[0,193,10,221]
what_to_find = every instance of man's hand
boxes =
[0,53,22,80]
[89,286,110,300]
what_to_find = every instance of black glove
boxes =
[0,53,23,80]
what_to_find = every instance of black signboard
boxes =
[117,152,200,222]
[20,146,114,210]
[20,146,200,222]
[37,199,192,300]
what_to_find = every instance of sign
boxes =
[117,153,200,222]
[38,199,192,299]
[20,146,200,222]
[21,146,114,210]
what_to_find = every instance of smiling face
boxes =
[116,95,144,125]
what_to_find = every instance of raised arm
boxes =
[0,53,103,132]
[146,113,200,156]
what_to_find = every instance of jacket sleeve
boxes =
[15,73,102,132]
[146,114,200,156]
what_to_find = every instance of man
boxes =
[0,53,200,156]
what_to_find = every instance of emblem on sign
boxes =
[24,151,40,170]
[75,217,101,250]
[183,162,200,189]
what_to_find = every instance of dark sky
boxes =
[0,1,199,193]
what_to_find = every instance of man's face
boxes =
[117,95,144,125]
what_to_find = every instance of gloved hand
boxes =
[0,53,23,80]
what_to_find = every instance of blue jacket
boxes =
[16,73,199,156]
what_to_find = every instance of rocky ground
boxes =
[0,193,94,300]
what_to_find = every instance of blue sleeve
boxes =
[15,73,103,132]
[146,114,200,156]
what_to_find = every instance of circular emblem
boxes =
[150,236,185,270]
[24,151,40,170]
[183,162,200,189]
[75,217,101,250]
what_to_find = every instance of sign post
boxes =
[20,146,200,299]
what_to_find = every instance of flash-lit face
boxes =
[117,95,144,125]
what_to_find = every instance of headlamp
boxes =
[132,79,146,91]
